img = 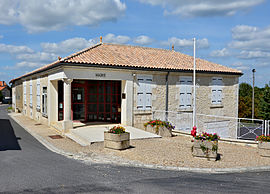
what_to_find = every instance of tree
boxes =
[259,84,270,120]
[239,83,252,98]
[238,83,262,119]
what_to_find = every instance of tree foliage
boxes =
[238,82,268,119]
[259,84,270,120]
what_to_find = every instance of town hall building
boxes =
[10,40,242,138]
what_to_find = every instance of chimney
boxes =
[100,36,102,43]
[172,44,174,51]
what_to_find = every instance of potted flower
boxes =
[104,126,130,150]
[256,135,270,157]
[144,120,175,137]
[191,126,220,160]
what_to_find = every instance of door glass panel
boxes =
[73,104,85,120]
[88,104,97,112]
[98,84,104,94]
[88,94,97,103]
[72,88,84,103]
[88,85,97,94]
[105,104,110,112]
[99,104,104,112]
[99,94,104,103]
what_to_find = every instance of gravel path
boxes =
[11,113,270,169]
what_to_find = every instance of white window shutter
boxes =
[137,75,152,110]
[212,87,217,104]
[137,78,145,110]
[30,79,32,106]
[23,81,26,105]
[217,89,222,103]
[37,78,40,109]
[179,76,192,108]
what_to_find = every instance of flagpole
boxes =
[193,38,196,127]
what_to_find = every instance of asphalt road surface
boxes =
[1,104,270,193]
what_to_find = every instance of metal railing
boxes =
[152,110,266,140]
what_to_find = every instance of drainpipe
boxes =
[165,72,170,121]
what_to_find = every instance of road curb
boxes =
[9,114,75,158]
[9,113,270,174]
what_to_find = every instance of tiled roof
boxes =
[10,43,242,83]
[0,81,7,91]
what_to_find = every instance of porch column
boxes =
[62,78,73,131]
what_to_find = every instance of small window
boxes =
[42,87,47,116]
[29,79,33,107]
[179,76,192,109]
[36,78,41,110]
[211,77,223,105]
[23,81,26,105]
[137,75,152,110]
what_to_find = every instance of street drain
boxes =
[49,135,63,139]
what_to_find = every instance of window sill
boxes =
[178,108,193,112]
[210,104,224,108]
[42,113,48,118]
[134,110,152,115]
[29,105,33,108]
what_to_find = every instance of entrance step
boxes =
[65,132,90,147]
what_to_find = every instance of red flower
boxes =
[191,126,197,137]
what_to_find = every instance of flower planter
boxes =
[104,132,130,150]
[192,139,218,160]
[258,141,270,157]
[146,125,172,137]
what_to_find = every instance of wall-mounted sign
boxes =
[95,73,106,77]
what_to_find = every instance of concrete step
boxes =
[65,132,91,147]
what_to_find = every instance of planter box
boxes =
[192,140,218,160]
[145,125,172,137]
[258,141,270,157]
[104,132,130,150]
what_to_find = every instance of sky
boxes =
[0,0,269,87]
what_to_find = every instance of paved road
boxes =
[0,104,270,193]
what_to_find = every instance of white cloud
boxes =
[161,37,209,49]
[41,37,96,54]
[103,33,131,44]
[16,52,57,63]
[210,48,230,57]
[138,0,264,17]
[229,25,270,53]
[238,51,270,59]
[15,61,43,68]
[0,0,126,33]
[0,43,34,54]
[133,35,154,45]
[230,62,250,70]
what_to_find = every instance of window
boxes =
[179,76,192,109]
[42,87,47,116]
[36,78,40,110]
[137,75,152,110]
[211,77,223,105]
[29,79,32,107]
[23,81,26,105]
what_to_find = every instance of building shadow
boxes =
[0,119,21,151]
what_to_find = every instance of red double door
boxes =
[71,80,121,123]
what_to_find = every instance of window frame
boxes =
[136,75,153,110]
[211,77,223,105]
